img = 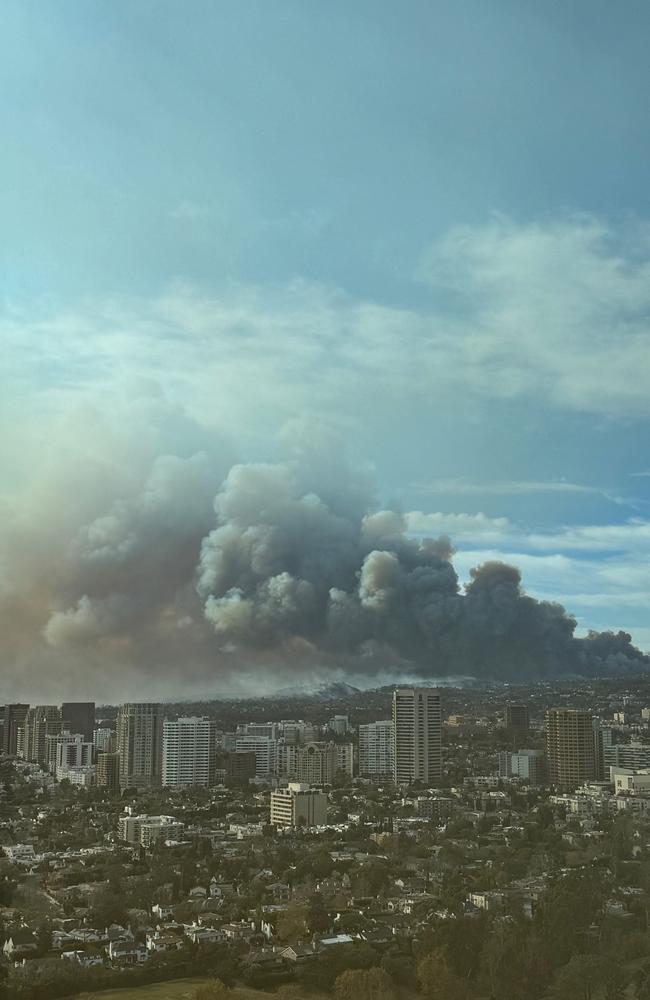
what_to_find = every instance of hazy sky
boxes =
[1,1,649,698]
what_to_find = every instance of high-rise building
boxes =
[222,750,257,785]
[279,720,321,745]
[328,715,350,735]
[281,741,355,785]
[392,688,442,786]
[97,751,121,793]
[270,783,328,828]
[162,717,216,788]
[234,735,278,777]
[359,720,394,777]
[116,703,163,790]
[93,728,116,752]
[46,732,93,774]
[505,705,530,735]
[2,705,29,756]
[22,706,62,765]
[545,708,597,790]
[294,742,334,785]
[61,703,95,742]
[335,742,355,778]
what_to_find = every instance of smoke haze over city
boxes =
[2,1,650,700]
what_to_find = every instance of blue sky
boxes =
[1,1,649,697]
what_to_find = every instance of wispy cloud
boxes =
[410,478,606,497]
[2,215,650,431]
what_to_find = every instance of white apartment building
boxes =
[498,749,546,784]
[59,766,95,787]
[270,783,328,829]
[392,688,442,786]
[47,732,93,779]
[118,814,185,847]
[162,717,216,788]
[359,720,394,777]
[235,735,278,777]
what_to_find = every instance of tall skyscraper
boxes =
[61,703,95,742]
[116,703,164,790]
[359,720,394,777]
[545,708,597,790]
[505,704,530,735]
[96,751,121,794]
[22,706,62,765]
[392,688,442,786]
[162,717,216,788]
[2,704,29,756]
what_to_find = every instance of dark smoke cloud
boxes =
[1,407,647,699]
[197,447,649,680]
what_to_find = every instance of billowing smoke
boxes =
[197,458,648,680]
[1,404,647,699]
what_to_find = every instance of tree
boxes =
[534,871,605,968]
[602,961,627,1000]
[635,966,650,1000]
[381,952,416,991]
[335,966,396,1000]
[0,878,15,907]
[549,955,610,1000]
[277,903,308,941]
[36,921,53,957]
[417,949,470,1000]
[306,892,331,934]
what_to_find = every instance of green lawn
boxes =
[74,980,277,1000]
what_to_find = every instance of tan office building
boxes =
[271,783,327,828]
[392,688,442,786]
[545,708,596,790]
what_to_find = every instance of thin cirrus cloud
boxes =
[410,479,611,497]
[2,215,650,430]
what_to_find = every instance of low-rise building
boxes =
[117,814,185,847]
[271,783,327,828]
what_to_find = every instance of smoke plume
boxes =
[1,405,647,699]
[197,456,648,680]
